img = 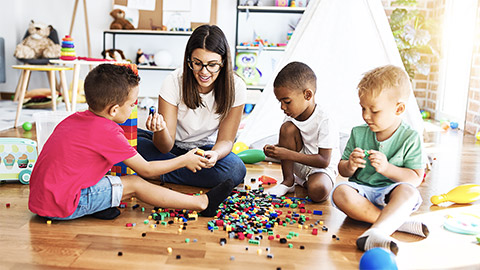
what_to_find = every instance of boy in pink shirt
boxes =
[29,64,234,220]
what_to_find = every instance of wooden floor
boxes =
[1,121,480,269]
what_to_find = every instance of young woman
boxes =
[137,25,247,188]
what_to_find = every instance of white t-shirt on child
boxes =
[284,104,340,175]
[159,68,247,149]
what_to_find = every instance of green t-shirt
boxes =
[342,121,424,187]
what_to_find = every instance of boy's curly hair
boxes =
[358,65,411,102]
[274,61,316,93]
[84,64,140,112]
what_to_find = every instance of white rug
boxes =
[0,100,88,132]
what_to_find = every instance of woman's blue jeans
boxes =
[137,129,246,188]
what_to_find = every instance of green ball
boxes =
[421,111,428,119]
[22,122,32,131]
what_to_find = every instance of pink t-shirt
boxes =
[29,110,137,217]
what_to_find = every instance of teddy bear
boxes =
[110,9,135,30]
[14,20,61,59]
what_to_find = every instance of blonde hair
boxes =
[357,65,411,102]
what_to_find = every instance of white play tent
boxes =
[238,0,424,149]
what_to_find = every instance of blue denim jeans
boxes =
[137,129,246,188]
[46,175,123,220]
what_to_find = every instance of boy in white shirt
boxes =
[264,62,340,202]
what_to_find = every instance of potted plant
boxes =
[389,0,437,79]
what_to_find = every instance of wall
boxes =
[0,0,237,98]
[465,4,480,135]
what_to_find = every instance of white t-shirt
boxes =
[160,68,247,149]
[284,104,341,173]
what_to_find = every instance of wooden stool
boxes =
[12,65,73,128]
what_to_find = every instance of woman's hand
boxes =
[145,112,167,133]
[184,149,208,173]
[203,150,219,168]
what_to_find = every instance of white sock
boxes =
[397,220,429,237]
[356,228,399,255]
[266,184,295,197]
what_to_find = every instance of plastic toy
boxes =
[259,175,277,185]
[276,0,288,7]
[235,52,262,85]
[149,106,156,116]
[236,149,266,164]
[430,184,480,205]
[195,149,205,157]
[450,121,459,129]
[359,248,398,270]
[244,103,254,114]
[0,138,37,184]
[443,213,480,235]
[420,110,430,119]
[441,121,449,131]
[60,35,76,61]
[232,141,248,154]
[22,122,32,131]
[111,103,138,176]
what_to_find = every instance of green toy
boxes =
[235,52,262,85]
[236,149,265,164]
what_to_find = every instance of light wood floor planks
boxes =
[1,122,480,269]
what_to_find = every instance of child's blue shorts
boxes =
[330,181,422,212]
[46,175,123,220]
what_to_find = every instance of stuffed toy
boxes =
[14,20,61,59]
[110,9,135,30]
[101,49,126,62]
[235,52,262,85]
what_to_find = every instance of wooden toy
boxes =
[430,184,480,205]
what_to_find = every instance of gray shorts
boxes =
[330,181,422,212]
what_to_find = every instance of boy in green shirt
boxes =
[331,65,428,255]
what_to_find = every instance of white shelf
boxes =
[246,85,266,91]
[237,6,307,13]
[137,66,177,71]
[236,46,286,51]
[103,29,192,36]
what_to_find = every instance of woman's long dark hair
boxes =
[182,25,235,119]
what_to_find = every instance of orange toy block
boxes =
[259,175,277,185]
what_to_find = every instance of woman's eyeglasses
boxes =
[188,59,223,73]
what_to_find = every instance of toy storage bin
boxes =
[33,111,72,153]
